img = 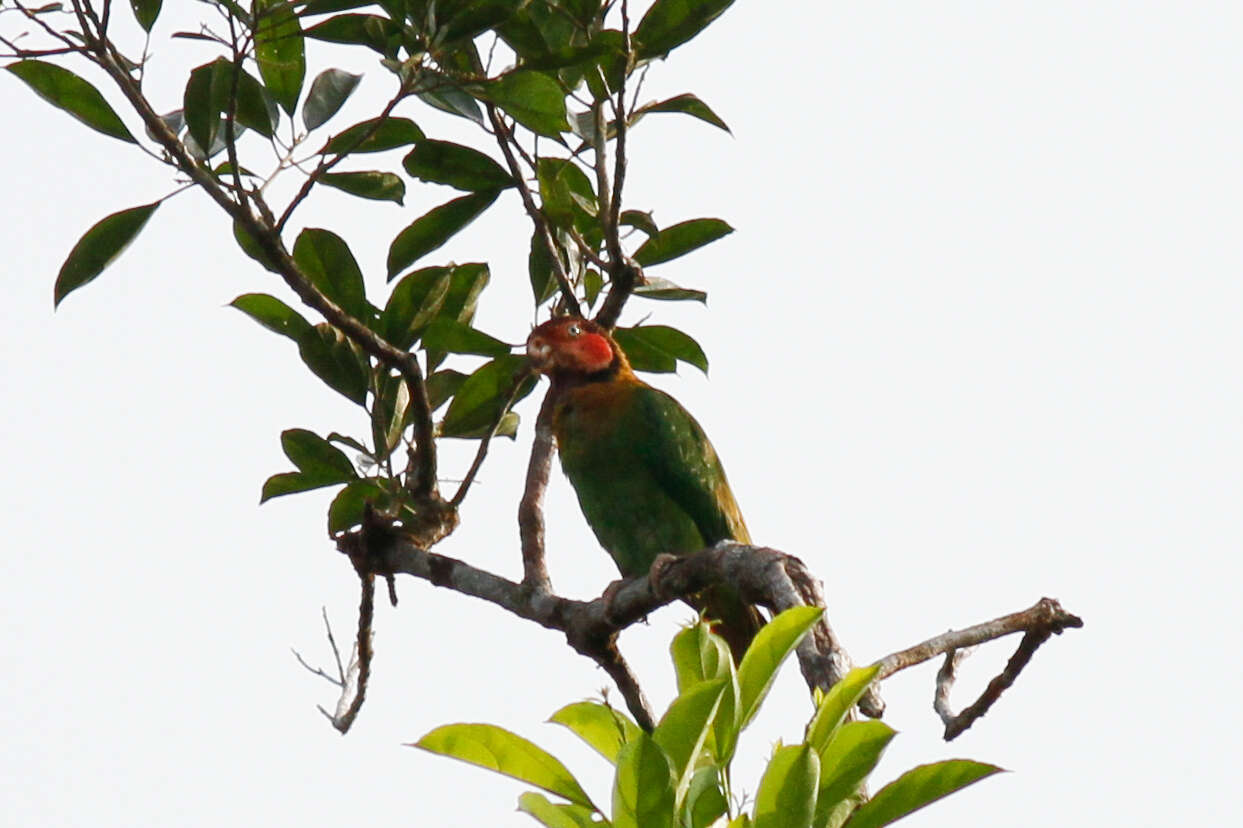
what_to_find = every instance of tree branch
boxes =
[518,390,557,593]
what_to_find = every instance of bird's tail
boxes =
[701,584,766,665]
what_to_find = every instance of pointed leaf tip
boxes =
[54,202,161,308]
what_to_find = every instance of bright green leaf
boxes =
[683,765,728,828]
[413,723,595,809]
[612,733,676,828]
[634,0,734,60]
[403,140,514,191]
[549,701,641,765]
[53,202,160,308]
[7,60,136,143]
[254,0,306,115]
[516,792,599,828]
[671,620,731,692]
[805,664,882,756]
[753,744,818,828]
[386,189,501,278]
[843,761,1003,828]
[737,606,823,730]
[815,721,896,823]
[303,68,361,130]
[319,116,423,154]
[321,170,406,204]
[633,218,733,267]
[653,679,726,798]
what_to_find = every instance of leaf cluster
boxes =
[416,609,1002,828]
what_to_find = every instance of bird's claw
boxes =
[601,578,627,626]
[648,553,680,601]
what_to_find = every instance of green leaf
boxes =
[299,322,370,404]
[549,701,641,765]
[183,60,226,154]
[516,793,599,828]
[753,744,818,828]
[6,60,136,143]
[230,292,314,341]
[633,277,707,304]
[327,478,388,535]
[261,427,358,503]
[671,620,732,692]
[619,209,658,237]
[438,0,522,43]
[527,228,562,304]
[842,761,1003,828]
[439,355,536,438]
[380,267,452,349]
[321,170,406,204]
[425,369,467,412]
[319,116,423,154]
[292,228,370,320]
[371,368,411,455]
[402,140,514,191]
[421,318,511,358]
[413,723,595,809]
[612,732,676,828]
[305,13,400,55]
[633,218,733,267]
[613,325,708,375]
[484,70,569,137]
[386,190,501,278]
[53,202,160,308]
[536,157,597,232]
[129,0,162,31]
[254,0,306,115]
[805,664,883,757]
[815,721,896,822]
[737,606,822,731]
[637,93,730,133]
[303,68,361,130]
[683,765,728,828]
[634,0,735,60]
[232,220,282,272]
[653,679,726,798]
[416,74,484,124]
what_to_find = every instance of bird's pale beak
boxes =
[526,335,552,371]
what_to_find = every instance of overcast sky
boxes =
[3,2,1240,826]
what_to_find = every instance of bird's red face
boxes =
[527,317,616,376]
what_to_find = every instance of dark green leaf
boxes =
[516,792,598,828]
[527,228,562,304]
[291,228,370,320]
[234,64,278,137]
[229,292,314,341]
[413,723,595,809]
[416,74,484,124]
[381,267,452,348]
[319,116,423,154]
[261,471,339,501]
[439,262,490,325]
[183,60,226,154]
[440,355,536,438]
[421,318,511,358]
[633,218,733,267]
[843,761,1004,828]
[634,277,706,304]
[536,157,597,232]
[737,606,823,729]
[438,0,521,43]
[583,268,603,307]
[613,325,708,374]
[6,60,136,143]
[402,140,514,191]
[53,202,160,308]
[299,322,370,405]
[327,432,372,458]
[634,0,735,60]
[129,0,162,31]
[371,368,411,456]
[620,209,658,237]
[298,0,375,13]
[254,0,306,115]
[612,732,676,828]
[282,427,357,478]
[484,70,569,137]
[815,721,896,823]
[321,170,406,204]
[303,68,361,130]
[549,701,641,765]
[232,220,282,272]
[386,190,501,279]
[637,93,730,133]
[425,369,467,412]
[327,479,389,535]
[753,744,818,828]
[306,13,400,55]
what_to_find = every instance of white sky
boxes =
[3,2,1240,826]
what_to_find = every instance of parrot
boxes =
[526,316,765,662]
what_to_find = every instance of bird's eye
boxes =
[567,323,582,336]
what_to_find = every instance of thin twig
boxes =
[450,365,536,508]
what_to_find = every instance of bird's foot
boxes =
[648,553,680,602]
[601,578,628,626]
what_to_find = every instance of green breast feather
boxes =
[554,379,749,578]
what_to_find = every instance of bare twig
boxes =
[518,391,558,592]
[933,647,972,724]
[450,365,536,508]
[485,103,582,316]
